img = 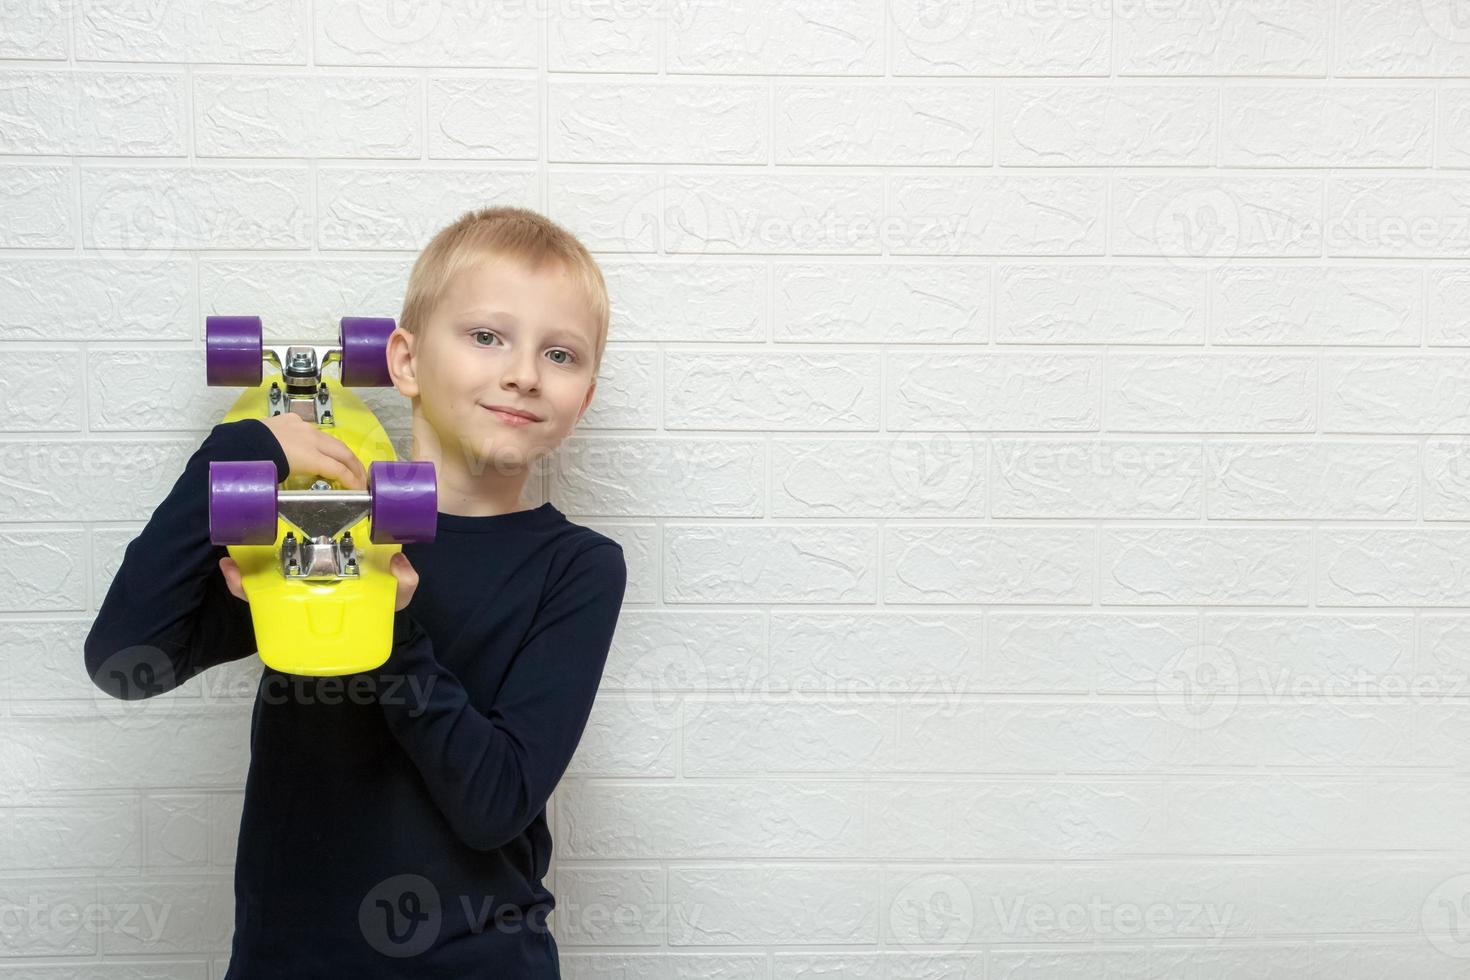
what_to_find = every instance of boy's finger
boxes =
[313,449,364,490]
[314,435,368,489]
[218,558,245,601]
[321,452,364,490]
[318,453,363,490]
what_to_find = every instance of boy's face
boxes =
[388,256,599,475]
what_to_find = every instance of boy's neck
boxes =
[408,414,538,517]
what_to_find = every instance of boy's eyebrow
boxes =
[460,307,518,324]
[456,308,591,347]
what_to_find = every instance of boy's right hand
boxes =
[259,412,368,491]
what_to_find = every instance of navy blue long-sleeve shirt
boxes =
[83,418,627,977]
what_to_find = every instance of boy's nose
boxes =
[499,362,539,392]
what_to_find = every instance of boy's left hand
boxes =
[219,552,419,612]
[387,552,418,611]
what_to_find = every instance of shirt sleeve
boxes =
[374,541,628,852]
[83,417,291,700]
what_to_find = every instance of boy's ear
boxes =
[576,381,596,425]
[385,326,419,398]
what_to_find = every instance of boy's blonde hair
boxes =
[399,206,610,379]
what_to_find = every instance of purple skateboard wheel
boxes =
[368,460,437,545]
[339,316,396,388]
[206,316,263,387]
[209,460,279,545]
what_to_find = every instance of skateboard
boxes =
[204,315,437,677]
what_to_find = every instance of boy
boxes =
[84,206,628,977]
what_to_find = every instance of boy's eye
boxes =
[472,330,576,365]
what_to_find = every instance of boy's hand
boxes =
[218,552,418,612]
[259,412,368,490]
[387,552,418,611]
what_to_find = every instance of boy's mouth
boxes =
[482,404,542,426]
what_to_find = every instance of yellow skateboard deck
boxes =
[220,375,402,677]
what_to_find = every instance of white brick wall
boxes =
[3,0,1470,976]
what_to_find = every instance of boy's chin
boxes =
[453,434,558,476]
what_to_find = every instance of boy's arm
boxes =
[84,418,290,699]
[375,541,627,852]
